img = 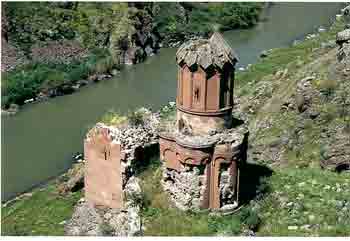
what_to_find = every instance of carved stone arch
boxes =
[200,157,211,165]
[163,148,173,157]
[229,158,239,201]
[209,157,226,209]
[176,152,182,162]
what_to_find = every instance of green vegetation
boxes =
[1,183,82,235]
[2,48,114,108]
[127,109,146,126]
[256,168,350,236]
[2,161,348,236]
[100,108,152,127]
[4,2,133,57]
[138,159,259,236]
[4,2,77,55]
[72,2,134,65]
[153,2,263,43]
[4,2,263,51]
[236,18,345,89]
[100,109,128,126]
[137,158,350,236]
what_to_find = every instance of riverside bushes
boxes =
[1,49,115,108]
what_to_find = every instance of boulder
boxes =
[320,128,350,172]
[337,42,350,63]
[336,29,350,46]
[144,45,154,56]
[341,5,350,16]
[4,104,19,115]
[88,74,98,82]
[260,50,269,58]
[58,163,84,194]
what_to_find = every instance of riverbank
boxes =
[2,12,350,236]
[1,2,264,114]
[1,46,121,113]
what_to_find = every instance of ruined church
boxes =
[84,33,248,212]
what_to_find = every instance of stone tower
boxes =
[159,33,248,211]
[176,32,237,135]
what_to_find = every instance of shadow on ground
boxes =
[239,162,273,205]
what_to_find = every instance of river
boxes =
[1,3,344,201]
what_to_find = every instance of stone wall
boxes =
[66,108,160,236]
[84,127,123,209]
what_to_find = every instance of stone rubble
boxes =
[65,177,142,236]
[162,165,206,211]
[66,108,160,236]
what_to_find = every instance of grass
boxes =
[256,168,350,236]
[236,17,345,93]
[1,183,82,236]
[2,160,348,236]
[138,159,259,236]
[100,109,128,126]
[139,160,350,237]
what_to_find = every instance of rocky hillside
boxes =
[235,17,350,172]
[1,2,263,110]
[2,2,263,70]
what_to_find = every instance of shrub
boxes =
[321,104,338,124]
[100,110,127,126]
[128,190,150,211]
[1,47,116,107]
[208,214,241,235]
[94,55,115,74]
[338,86,350,120]
[42,70,67,89]
[68,64,90,82]
[5,2,76,54]
[128,110,145,126]
[320,78,337,102]
[239,207,261,231]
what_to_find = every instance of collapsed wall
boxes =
[84,109,159,209]
[65,108,160,236]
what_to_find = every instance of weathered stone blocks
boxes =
[85,127,123,209]
[159,33,248,212]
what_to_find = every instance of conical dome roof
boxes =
[176,32,238,70]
